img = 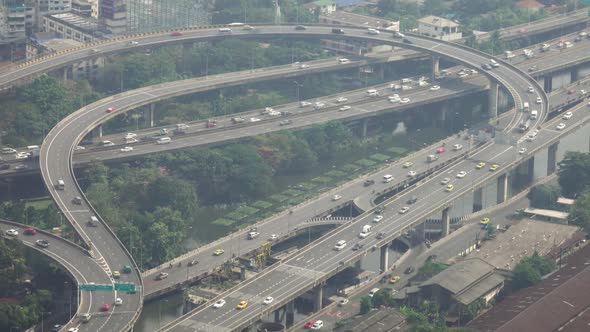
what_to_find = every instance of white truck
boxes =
[359,225,372,238]
[427,154,438,162]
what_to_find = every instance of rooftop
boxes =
[468,243,590,332]
[469,220,579,270]
[335,307,406,332]
[557,197,575,205]
[524,207,569,220]
[41,39,84,52]
[46,12,101,35]
[418,15,459,28]
[321,10,399,30]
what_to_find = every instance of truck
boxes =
[427,154,438,162]
[504,50,515,59]
[540,43,550,52]
[231,117,245,124]
[518,119,531,133]
[359,225,372,238]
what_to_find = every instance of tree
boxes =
[146,176,198,218]
[360,295,373,314]
[527,184,560,209]
[372,289,394,307]
[558,152,590,197]
[512,261,541,289]
[421,0,447,16]
[569,190,590,229]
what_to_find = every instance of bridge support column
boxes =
[313,285,323,312]
[441,207,450,237]
[62,67,69,81]
[571,68,579,82]
[93,124,103,138]
[497,174,508,204]
[548,142,558,175]
[375,64,385,80]
[488,82,499,119]
[149,104,155,127]
[431,56,440,81]
[274,309,281,323]
[361,118,369,137]
[543,75,552,92]
[286,301,295,328]
[380,245,389,272]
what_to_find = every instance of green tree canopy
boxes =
[558,152,590,197]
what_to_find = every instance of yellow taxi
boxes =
[403,161,413,168]
[480,217,490,225]
[236,300,248,309]
[389,275,401,284]
[476,162,486,169]
[489,164,500,171]
[445,184,454,192]
[213,249,225,256]
[113,271,120,279]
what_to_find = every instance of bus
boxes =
[518,119,531,133]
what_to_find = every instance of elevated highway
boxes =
[161,95,590,332]
[5,24,545,331]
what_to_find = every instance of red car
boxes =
[436,147,446,154]
[100,303,110,312]
[106,107,115,113]
[567,89,576,95]
[170,31,183,37]
[304,320,316,329]
[24,227,37,235]
[206,120,217,128]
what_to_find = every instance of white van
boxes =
[359,225,372,238]
[383,174,394,183]
[334,240,347,251]
[56,179,65,190]
[530,110,538,120]
[81,313,92,323]
[157,137,171,144]
[367,28,380,35]
[27,145,40,151]
[338,58,350,64]
[522,102,530,112]
[218,27,232,33]
[369,288,380,297]
[401,78,412,84]
[366,89,379,97]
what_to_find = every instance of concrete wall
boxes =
[551,71,572,91]
[533,146,549,181]
[576,63,590,79]
[481,180,498,209]
[556,120,590,162]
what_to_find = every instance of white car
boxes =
[75,145,85,150]
[124,133,137,139]
[269,234,278,241]
[536,97,542,104]
[250,118,261,122]
[388,96,400,103]
[68,328,79,332]
[581,89,587,95]
[338,298,349,306]
[263,296,274,305]
[299,64,309,69]
[311,320,324,330]
[407,170,417,177]
[15,153,29,159]
[115,298,123,306]
[332,194,342,201]
[399,206,410,214]
[5,229,18,236]
[556,123,566,130]
[300,101,312,107]
[429,85,440,91]
[373,215,384,223]
[456,171,467,178]
[562,112,573,120]
[453,144,463,151]
[120,146,133,152]
[528,86,534,93]
[470,69,478,74]
[339,105,351,111]
[336,97,348,103]
[518,147,527,154]
[440,177,450,185]
[334,240,347,251]
[399,98,411,104]
[212,299,226,308]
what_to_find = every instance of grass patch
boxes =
[341,164,360,172]
[355,159,377,167]
[283,189,304,197]
[325,170,346,178]
[212,218,236,226]
[296,182,316,191]
[311,176,333,184]
[417,261,449,280]
[235,206,259,216]
[269,194,290,202]
[387,146,408,155]
[288,196,307,206]
[369,153,391,162]
[225,211,249,221]
[252,200,273,209]
[25,198,53,210]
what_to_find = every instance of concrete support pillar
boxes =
[498,174,508,204]
[431,56,440,81]
[571,68,579,82]
[380,245,389,273]
[274,309,281,323]
[361,118,369,137]
[548,142,558,175]
[286,301,295,328]
[543,75,552,92]
[375,64,385,80]
[93,124,103,138]
[314,285,323,312]
[441,207,450,237]
[414,223,425,242]
[149,104,155,128]
[62,67,69,81]
[488,82,499,119]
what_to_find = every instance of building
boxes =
[418,15,462,41]
[33,0,71,31]
[304,0,337,15]
[71,0,91,17]
[28,32,103,79]
[403,258,505,320]
[99,0,126,34]
[0,1,29,40]
[43,12,105,43]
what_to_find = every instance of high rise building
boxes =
[34,0,71,30]
[125,0,212,33]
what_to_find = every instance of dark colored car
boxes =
[374,205,385,214]
[0,164,9,170]
[35,239,49,248]
[481,63,492,70]
[170,31,183,37]
[407,196,418,205]
[402,38,413,44]
[376,232,386,240]
[363,179,375,186]
[24,227,37,235]
[352,243,364,251]
[295,25,307,30]
[331,28,345,34]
